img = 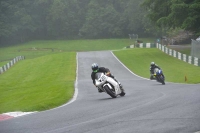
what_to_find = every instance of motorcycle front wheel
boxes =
[104,85,117,98]
[157,76,165,85]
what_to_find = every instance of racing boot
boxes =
[150,74,156,80]
[118,82,125,92]
[118,82,125,96]
[97,87,103,93]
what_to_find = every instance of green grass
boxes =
[167,45,191,55]
[0,61,8,67]
[0,38,154,62]
[0,39,130,62]
[0,52,76,113]
[176,49,191,55]
[113,48,200,84]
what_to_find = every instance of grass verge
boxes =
[0,52,76,113]
[0,38,154,62]
[113,48,200,84]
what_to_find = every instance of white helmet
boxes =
[151,62,155,66]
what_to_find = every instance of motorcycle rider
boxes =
[91,63,124,93]
[149,62,165,80]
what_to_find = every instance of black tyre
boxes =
[157,76,165,85]
[160,76,165,85]
[104,85,117,98]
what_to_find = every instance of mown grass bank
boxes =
[0,52,76,113]
[113,48,200,84]
[0,38,155,63]
[0,39,128,62]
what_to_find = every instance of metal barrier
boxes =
[157,43,200,66]
[0,56,25,74]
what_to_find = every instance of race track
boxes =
[0,51,200,133]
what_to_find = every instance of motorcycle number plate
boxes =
[101,75,106,81]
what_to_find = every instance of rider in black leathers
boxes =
[91,63,123,93]
[149,62,165,80]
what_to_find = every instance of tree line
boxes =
[141,0,200,38]
[0,0,199,46]
[0,0,148,46]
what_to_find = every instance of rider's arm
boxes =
[156,65,161,69]
[104,67,111,76]
[99,67,109,72]
[91,73,96,85]
[150,67,153,74]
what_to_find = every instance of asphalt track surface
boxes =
[0,51,200,133]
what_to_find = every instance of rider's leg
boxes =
[161,73,165,80]
[110,74,121,84]
[110,74,124,92]
[97,86,103,93]
[150,70,154,80]
[150,74,154,80]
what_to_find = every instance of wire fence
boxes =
[191,39,200,58]
[128,34,138,45]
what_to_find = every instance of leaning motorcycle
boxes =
[95,72,125,98]
[153,68,165,85]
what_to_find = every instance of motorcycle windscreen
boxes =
[154,68,159,74]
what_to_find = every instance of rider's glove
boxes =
[106,72,111,76]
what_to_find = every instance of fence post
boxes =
[0,56,25,74]
[183,54,187,62]
[0,67,3,74]
[178,52,182,60]
[194,57,199,66]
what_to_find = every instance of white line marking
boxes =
[3,112,36,117]
[110,51,148,80]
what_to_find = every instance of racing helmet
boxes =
[91,63,99,72]
[151,62,155,66]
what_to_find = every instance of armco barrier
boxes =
[125,43,156,48]
[156,43,200,67]
[0,56,25,74]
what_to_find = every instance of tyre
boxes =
[104,85,117,98]
[160,76,165,85]
[161,80,165,85]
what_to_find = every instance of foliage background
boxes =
[0,0,150,46]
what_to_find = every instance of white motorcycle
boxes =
[95,72,125,98]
